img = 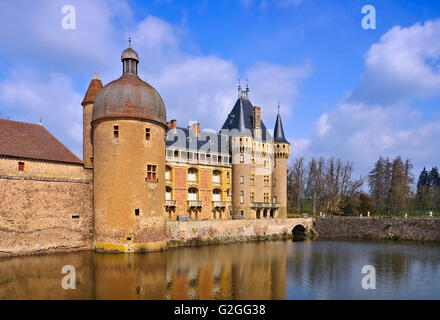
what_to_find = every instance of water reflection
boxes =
[0,240,439,300]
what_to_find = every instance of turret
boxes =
[272,105,290,218]
[81,72,103,168]
[91,40,167,252]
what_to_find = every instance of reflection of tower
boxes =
[272,105,290,218]
[81,72,103,168]
[92,42,167,252]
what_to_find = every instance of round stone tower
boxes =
[272,109,290,218]
[92,42,167,252]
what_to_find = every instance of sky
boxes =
[0,0,439,182]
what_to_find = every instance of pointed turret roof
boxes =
[81,72,103,106]
[273,109,289,144]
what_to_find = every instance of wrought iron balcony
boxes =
[165,200,176,207]
[212,201,227,208]
[187,200,203,207]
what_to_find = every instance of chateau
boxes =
[0,44,290,255]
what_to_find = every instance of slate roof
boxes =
[273,113,289,144]
[0,119,82,164]
[166,126,230,155]
[220,97,272,141]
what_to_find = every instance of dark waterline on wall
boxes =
[0,239,439,300]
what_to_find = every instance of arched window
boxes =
[188,187,198,201]
[165,166,172,182]
[188,168,198,183]
[212,170,221,186]
[213,189,221,202]
[166,186,172,200]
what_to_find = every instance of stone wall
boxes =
[166,218,314,247]
[315,217,440,242]
[0,176,93,257]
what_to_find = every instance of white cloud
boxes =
[0,69,83,157]
[315,113,330,138]
[350,19,440,104]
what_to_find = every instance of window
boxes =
[127,237,132,241]
[264,193,269,203]
[18,162,24,171]
[264,176,270,187]
[240,176,244,184]
[212,211,216,219]
[145,128,150,140]
[113,125,119,138]
[72,215,80,220]
[272,196,278,204]
[240,210,244,216]
[227,189,230,202]
[250,174,255,186]
[135,209,140,216]
[146,165,157,181]
[273,178,276,187]
[166,187,172,200]
[213,189,221,202]
[165,166,171,181]
[250,192,255,203]
[188,168,197,183]
[240,154,244,163]
[89,157,94,165]
[227,172,230,184]
[240,191,244,204]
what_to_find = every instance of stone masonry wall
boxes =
[315,217,440,242]
[166,218,314,247]
[0,177,93,257]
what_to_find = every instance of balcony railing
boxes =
[187,200,203,207]
[165,200,177,207]
[212,201,227,208]
[187,179,198,185]
[212,181,221,187]
[251,202,280,209]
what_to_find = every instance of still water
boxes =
[1,240,439,300]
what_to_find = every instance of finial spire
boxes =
[128,36,132,48]
[93,69,100,80]
[278,100,280,114]
[39,118,43,126]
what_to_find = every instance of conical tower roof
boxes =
[81,72,103,106]
[274,109,289,144]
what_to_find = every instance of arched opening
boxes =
[188,187,198,201]
[165,165,172,182]
[212,189,222,202]
[188,168,198,183]
[212,170,221,187]
[292,224,307,241]
[270,209,274,219]
[166,186,173,200]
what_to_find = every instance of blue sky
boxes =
[0,0,440,180]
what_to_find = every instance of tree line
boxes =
[287,155,439,216]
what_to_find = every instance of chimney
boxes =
[188,123,200,136]
[171,119,177,131]
[253,106,261,129]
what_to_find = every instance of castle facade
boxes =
[0,44,290,255]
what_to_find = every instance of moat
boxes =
[1,239,439,300]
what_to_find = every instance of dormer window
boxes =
[145,128,150,140]
[18,162,24,171]
[113,125,119,138]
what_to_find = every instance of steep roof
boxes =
[273,113,289,144]
[220,97,272,141]
[81,75,103,106]
[0,119,82,164]
[166,126,230,155]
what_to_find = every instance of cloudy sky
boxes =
[0,0,439,180]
